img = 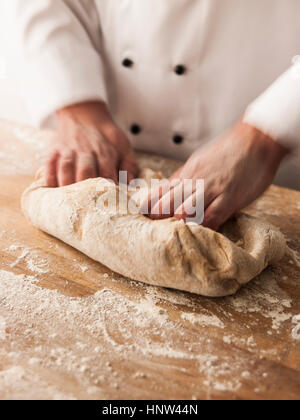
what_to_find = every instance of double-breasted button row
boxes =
[122,59,187,75]
[124,58,186,145]
[174,65,187,75]
[130,124,142,135]
[130,124,184,145]
[172,134,184,144]
[122,58,134,68]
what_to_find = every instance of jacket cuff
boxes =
[20,42,107,127]
[244,61,300,150]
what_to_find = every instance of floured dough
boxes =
[21,168,286,297]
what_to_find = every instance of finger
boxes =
[95,153,118,184]
[119,153,140,183]
[149,180,184,220]
[142,178,177,218]
[174,187,205,224]
[202,177,225,211]
[75,152,97,183]
[149,187,176,219]
[57,152,75,187]
[202,193,235,231]
[169,166,183,182]
[45,152,59,188]
[170,167,218,211]
[139,179,168,216]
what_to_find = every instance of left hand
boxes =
[144,121,288,230]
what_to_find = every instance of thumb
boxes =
[169,166,183,182]
[119,153,140,183]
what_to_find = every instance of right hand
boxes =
[45,101,139,187]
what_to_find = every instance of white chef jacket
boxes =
[12,0,300,161]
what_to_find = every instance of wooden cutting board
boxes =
[0,119,299,400]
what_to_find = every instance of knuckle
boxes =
[204,212,215,225]
[103,125,120,142]
[61,151,73,160]
[101,170,115,180]
[79,167,94,178]
[46,153,58,165]
[124,157,138,171]
[60,160,74,170]
[46,170,56,181]
[206,210,224,229]
[98,157,116,170]
[97,158,110,169]
[77,168,88,177]
[79,150,93,159]
[61,153,74,163]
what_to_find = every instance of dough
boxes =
[21,168,286,297]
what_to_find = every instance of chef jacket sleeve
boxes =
[12,0,107,127]
[244,58,300,151]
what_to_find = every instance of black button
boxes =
[131,124,142,135]
[173,135,184,145]
[122,58,134,68]
[174,65,186,75]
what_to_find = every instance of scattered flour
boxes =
[223,336,232,345]
[7,245,50,275]
[132,372,147,379]
[286,246,300,269]
[181,312,225,329]
[9,248,30,268]
[223,335,257,349]
[0,316,6,340]
[0,120,51,177]
[79,265,89,274]
[0,268,273,399]
[26,257,50,275]
[226,273,293,331]
[0,365,75,400]
[0,366,26,386]
[241,371,251,379]
[0,263,298,399]
[292,315,300,340]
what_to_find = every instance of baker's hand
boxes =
[45,101,139,187]
[145,121,288,230]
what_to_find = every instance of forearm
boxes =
[241,122,289,169]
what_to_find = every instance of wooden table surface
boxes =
[0,119,299,400]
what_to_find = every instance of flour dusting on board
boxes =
[0,120,51,176]
[7,245,50,274]
[292,315,300,340]
[286,246,300,268]
[226,273,293,331]
[181,312,225,329]
[0,262,297,400]
[0,317,7,340]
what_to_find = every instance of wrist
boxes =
[240,121,288,166]
[56,101,114,131]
